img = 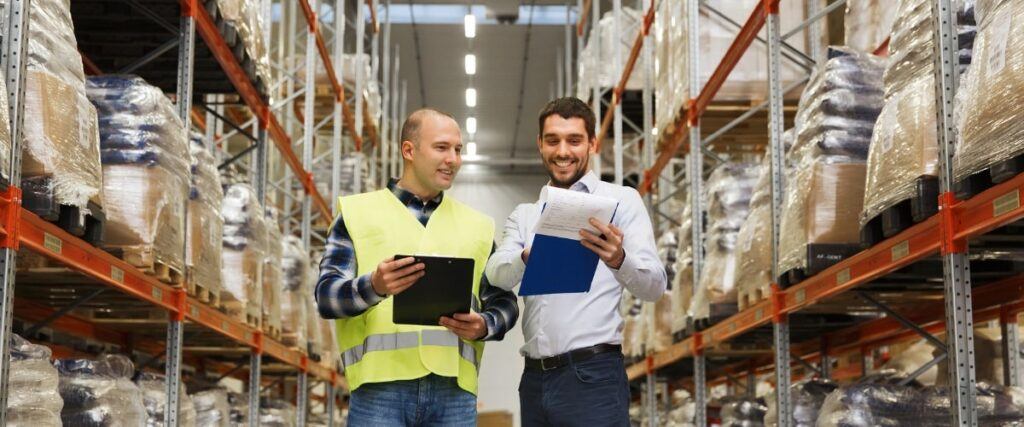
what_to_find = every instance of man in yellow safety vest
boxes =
[315,108,519,426]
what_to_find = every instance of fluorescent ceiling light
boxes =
[464,14,476,38]
[466,142,478,157]
[466,117,477,134]
[465,54,476,75]
[465,88,477,107]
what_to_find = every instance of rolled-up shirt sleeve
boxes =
[610,188,667,302]
[485,204,530,291]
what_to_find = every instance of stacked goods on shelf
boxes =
[665,389,697,427]
[720,396,768,426]
[688,162,760,325]
[212,0,271,96]
[817,379,1024,425]
[670,200,693,334]
[644,230,677,352]
[187,135,225,303]
[778,47,885,285]
[260,398,297,426]
[861,0,977,240]
[763,379,838,427]
[342,53,382,121]
[281,236,309,352]
[884,328,1003,386]
[7,334,63,426]
[55,354,147,426]
[620,291,644,358]
[87,75,190,283]
[844,0,899,53]
[135,372,197,427]
[262,208,283,339]
[227,392,248,426]
[222,183,267,327]
[577,6,644,100]
[315,299,339,368]
[191,388,231,427]
[954,0,1024,194]
[313,152,364,199]
[649,0,809,138]
[21,0,103,230]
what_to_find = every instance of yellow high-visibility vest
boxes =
[335,189,494,394]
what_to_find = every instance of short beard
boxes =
[547,157,590,188]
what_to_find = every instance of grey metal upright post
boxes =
[302,0,317,250]
[685,0,705,425]
[641,0,655,228]
[381,0,391,182]
[256,128,268,201]
[766,2,792,425]
[331,0,345,211]
[612,0,623,185]
[390,46,400,178]
[931,0,976,424]
[1002,310,1021,387]
[806,0,823,64]
[296,372,309,426]
[590,0,601,176]
[248,352,261,427]
[355,0,365,146]
[556,48,564,101]
[577,0,584,98]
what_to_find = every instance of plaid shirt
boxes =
[315,180,519,341]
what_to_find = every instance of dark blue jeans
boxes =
[519,351,631,427]
[348,374,477,427]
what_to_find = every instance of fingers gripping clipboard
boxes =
[392,255,475,326]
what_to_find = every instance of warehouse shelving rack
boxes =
[579,0,1024,426]
[0,0,393,425]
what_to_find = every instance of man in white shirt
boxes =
[485,97,667,426]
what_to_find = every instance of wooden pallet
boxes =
[263,322,282,341]
[955,152,1024,200]
[106,246,184,286]
[74,306,168,326]
[185,272,221,309]
[860,175,940,248]
[221,300,261,329]
[737,283,771,311]
[778,244,862,288]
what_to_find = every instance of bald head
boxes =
[400,108,457,145]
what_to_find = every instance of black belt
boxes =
[525,344,622,371]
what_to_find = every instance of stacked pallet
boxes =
[208,0,270,96]
[187,135,225,307]
[221,183,266,328]
[7,334,63,426]
[281,236,309,354]
[262,208,283,340]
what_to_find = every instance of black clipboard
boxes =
[392,255,475,326]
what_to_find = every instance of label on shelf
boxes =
[993,190,1020,218]
[891,240,910,262]
[795,289,806,304]
[43,233,62,253]
[836,268,851,286]
[755,308,764,321]
[152,287,162,300]
[190,305,199,318]
[110,266,124,284]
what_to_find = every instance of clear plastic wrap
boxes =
[187,135,225,293]
[318,313,339,370]
[260,398,297,427]
[844,0,899,53]
[222,184,267,320]
[654,0,686,136]
[215,0,270,90]
[227,392,248,427]
[313,152,364,198]
[817,380,1024,426]
[262,208,283,334]
[720,396,768,427]
[954,0,1024,183]
[55,354,147,426]
[281,236,309,350]
[135,372,196,427]
[671,201,694,333]
[764,379,838,427]
[191,388,230,427]
[666,389,696,427]
[7,334,63,427]
[87,75,189,272]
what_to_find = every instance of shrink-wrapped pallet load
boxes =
[262,208,283,337]
[281,236,309,351]
[135,372,196,427]
[670,200,693,333]
[214,0,271,93]
[187,135,225,298]
[817,380,1024,426]
[6,334,63,427]
[260,398,297,427]
[192,388,230,427]
[227,392,249,426]
[844,0,899,53]
[763,379,838,427]
[720,396,768,426]
[55,354,147,426]
[88,75,189,279]
[643,230,676,352]
[221,184,267,326]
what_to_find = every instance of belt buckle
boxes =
[541,357,556,371]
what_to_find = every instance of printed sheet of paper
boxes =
[533,186,618,240]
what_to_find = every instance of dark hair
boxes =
[400,108,456,144]
[537,97,595,139]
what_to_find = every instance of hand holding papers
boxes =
[519,187,619,296]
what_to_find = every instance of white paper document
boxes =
[534,186,619,240]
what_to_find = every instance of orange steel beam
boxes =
[594,4,656,153]
[186,0,332,222]
[577,0,593,36]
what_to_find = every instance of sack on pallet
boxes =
[654,0,687,137]
[260,397,297,427]
[720,396,768,426]
[666,389,696,427]
[671,201,694,333]
[215,0,271,91]
[135,372,196,427]
[187,135,225,296]
[955,0,1024,184]
[55,354,147,426]
[191,388,230,427]
[88,75,190,275]
[844,0,899,53]
[763,378,838,427]
[222,184,267,322]
[281,236,309,350]
[227,392,249,426]
[262,208,283,335]
[7,334,63,427]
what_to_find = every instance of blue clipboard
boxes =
[519,203,618,296]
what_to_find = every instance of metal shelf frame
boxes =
[582,0,1024,426]
[0,0,397,424]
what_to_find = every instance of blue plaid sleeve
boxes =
[315,214,385,319]
[478,243,520,341]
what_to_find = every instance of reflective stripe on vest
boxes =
[342,330,478,369]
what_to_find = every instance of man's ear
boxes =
[588,137,597,154]
[402,140,416,161]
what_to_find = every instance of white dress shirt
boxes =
[485,171,667,358]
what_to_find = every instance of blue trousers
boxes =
[348,374,477,427]
[519,351,631,427]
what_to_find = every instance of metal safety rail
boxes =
[572,0,1024,426]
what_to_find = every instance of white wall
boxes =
[448,166,549,427]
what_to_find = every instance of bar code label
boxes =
[795,289,806,304]
[891,240,910,261]
[222,320,229,332]
[152,287,162,300]
[110,266,124,284]
[993,190,1020,218]
[43,233,62,253]
[190,305,199,318]
[989,11,1012,76]
[755,308,764,321]
[836,268,851,286]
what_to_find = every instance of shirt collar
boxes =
[387,179,444,207]
[540,170,599,201]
